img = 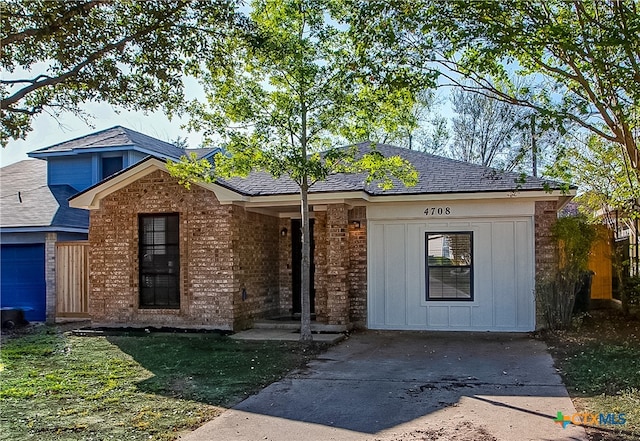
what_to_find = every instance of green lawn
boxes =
[544,309,640,441]
[0,328,324,441]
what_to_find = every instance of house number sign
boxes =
[424,206,451,216]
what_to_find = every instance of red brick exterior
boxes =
[535,200,559,278]
[87,168,558,332]
[275,205,368,328]
[313,211,328,322]
[348,206,367,327]
[278,218,293,313]
[300,205,367,327]
[87,169,370,330]
[88,170,279,330]
[534,200,559,327]
[324,204,350,325]
[87,168,561,332]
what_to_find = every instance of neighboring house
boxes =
[0,160,88,321]
[0,126,217,322]
[601,207,639,277]
[70,141,574,332]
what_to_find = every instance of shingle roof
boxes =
[186,148,220,159]
[28,126,186,159]
[0,160,88,230]
[218,142,568,196]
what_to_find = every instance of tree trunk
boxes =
[299,179,313,342]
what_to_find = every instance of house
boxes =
[0,126,217,323]
[0,160,88,322]
[69,141,574,332]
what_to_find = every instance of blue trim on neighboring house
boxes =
[30,145,133,158]
[0,231,87,243]
[31,145,183,160]
[0,227,89,234]
[195,148,222,160]
[91,155,100,184]
[57,232,88,241]
[0,232,47,244]
[68,155,157,201]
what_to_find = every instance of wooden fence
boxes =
[56,241,89,318]
[588,226,613,300]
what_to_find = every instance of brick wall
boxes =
[277,205,368,328]
[278,218,293,314]
[325,204,350,325]
[535,200,559,278]
[348,207,367,327]
[534,200,559,328]
[230,205,280,329]
[313,211,328,322]
[88,169,278,330]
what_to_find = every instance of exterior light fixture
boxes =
[281,227,288,236]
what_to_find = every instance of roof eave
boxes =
[0,226,89,234]
[233,187,575,209]
[28,145,183,160]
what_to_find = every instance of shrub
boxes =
[537,215,597,330]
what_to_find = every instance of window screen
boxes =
[139,214,180,308]
[426,232,473,301]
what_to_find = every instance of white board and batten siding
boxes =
[367,199,538,332]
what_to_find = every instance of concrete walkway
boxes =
[231,328,345,343]
[181,331,586,441]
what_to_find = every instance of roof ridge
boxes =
[29,125,126,153]
[365,142,556,184]
[27,125,186,158]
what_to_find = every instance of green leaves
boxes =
[348,149,419,190]
[546,135,640,216]
[171,0,422,193]
[1,0,242,145]
[166,153,214,190]
[358,0,640,171]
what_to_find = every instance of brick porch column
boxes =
[326,204,349,325]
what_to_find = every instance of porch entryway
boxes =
[291,218,315,314]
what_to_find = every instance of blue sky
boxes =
[1,71,207,167]
[0,104,200,167]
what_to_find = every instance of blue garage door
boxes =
[1,244,46,321]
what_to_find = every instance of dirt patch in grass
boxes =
[0,327,327,441]
[542,308,640,441]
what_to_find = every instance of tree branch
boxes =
[1,2,188,110]
[1,1,108,47]
[434,62,619,144]
[612,0,640,83]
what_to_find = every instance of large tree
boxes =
[168,0,423,341]
[549,135,640,217]
[350,0,640,170]
[1,0,240,145]
[449,87,526,168]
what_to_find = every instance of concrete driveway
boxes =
[182,332,586,441]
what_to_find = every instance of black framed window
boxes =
[102,156,123,179]
[139,214,180,309]
[426,232,473,301]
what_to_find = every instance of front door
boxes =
[291,219,315,314]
